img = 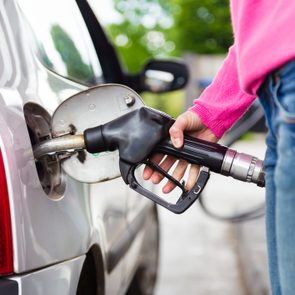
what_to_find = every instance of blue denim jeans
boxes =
[258,60,295,295]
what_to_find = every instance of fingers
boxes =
[186,165,200,191]
[162,163,200,194]
[143,154,178,183]
[143,153,164,180]
[169,111,203,148]
[150,155,177,184]
[144,111,215,194]
[162,159,188,193]
[143,154,200,194]
[169,114,188,148]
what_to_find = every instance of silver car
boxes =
[0,1,187,294]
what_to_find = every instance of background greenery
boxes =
[103,0,232,116]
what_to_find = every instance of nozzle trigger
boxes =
[123,160,210,214]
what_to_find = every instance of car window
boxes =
[18,0,104,86]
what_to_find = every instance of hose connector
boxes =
[221,148,265,187]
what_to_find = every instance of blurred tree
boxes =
[105,0,232,72]
[106,0,174,72]
[107,21,152,73]
[101,0,232,116]
[168,0,233,54]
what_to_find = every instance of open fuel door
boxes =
[31,84,143,190]
[40,84,144,184]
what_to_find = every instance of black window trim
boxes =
[75,0,125,84]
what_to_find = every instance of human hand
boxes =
[143,110,218,193]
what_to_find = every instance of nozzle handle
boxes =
[155,136,265,187]
[155,136,228,173]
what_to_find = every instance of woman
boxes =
[144,1,295,294]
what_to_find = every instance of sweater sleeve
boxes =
[189,45,256,138]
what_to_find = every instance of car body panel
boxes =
[10,256,85,295]
[0,0,155,293]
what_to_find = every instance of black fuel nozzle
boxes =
[84,107,173,164]
[84,107,174,182]
[84,107,265,214]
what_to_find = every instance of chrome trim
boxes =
[221,148,236,175]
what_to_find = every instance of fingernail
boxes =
[172,137,182,148]
[151,175,159,184]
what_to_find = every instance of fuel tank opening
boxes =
[24,102,66,200]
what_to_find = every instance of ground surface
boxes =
[154,135,269,295]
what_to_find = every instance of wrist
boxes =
[188,105,224,139]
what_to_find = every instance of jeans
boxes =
[258,59,295,295]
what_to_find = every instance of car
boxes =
[0,0,188,294]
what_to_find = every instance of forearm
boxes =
[189,45,256,138]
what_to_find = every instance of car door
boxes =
[83,0,156,278]
[15,0,130,291]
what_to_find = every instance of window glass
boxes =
[18,0,104,86]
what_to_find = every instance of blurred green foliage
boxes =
[142,90,184,118]
[106,0,232,72]
[103,0,232,115]
[169,0,233,54]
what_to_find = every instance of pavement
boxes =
[154,135,270,295]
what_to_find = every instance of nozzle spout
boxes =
[33,134,85,159]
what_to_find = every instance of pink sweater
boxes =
[190,0,295,138]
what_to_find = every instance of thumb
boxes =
[169,114,189,148]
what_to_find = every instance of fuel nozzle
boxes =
[221,149,265,187]
[34,107,265,188]
[84,107,265,187]
[33,106,265,214]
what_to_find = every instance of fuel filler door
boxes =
[50,84,144,183]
